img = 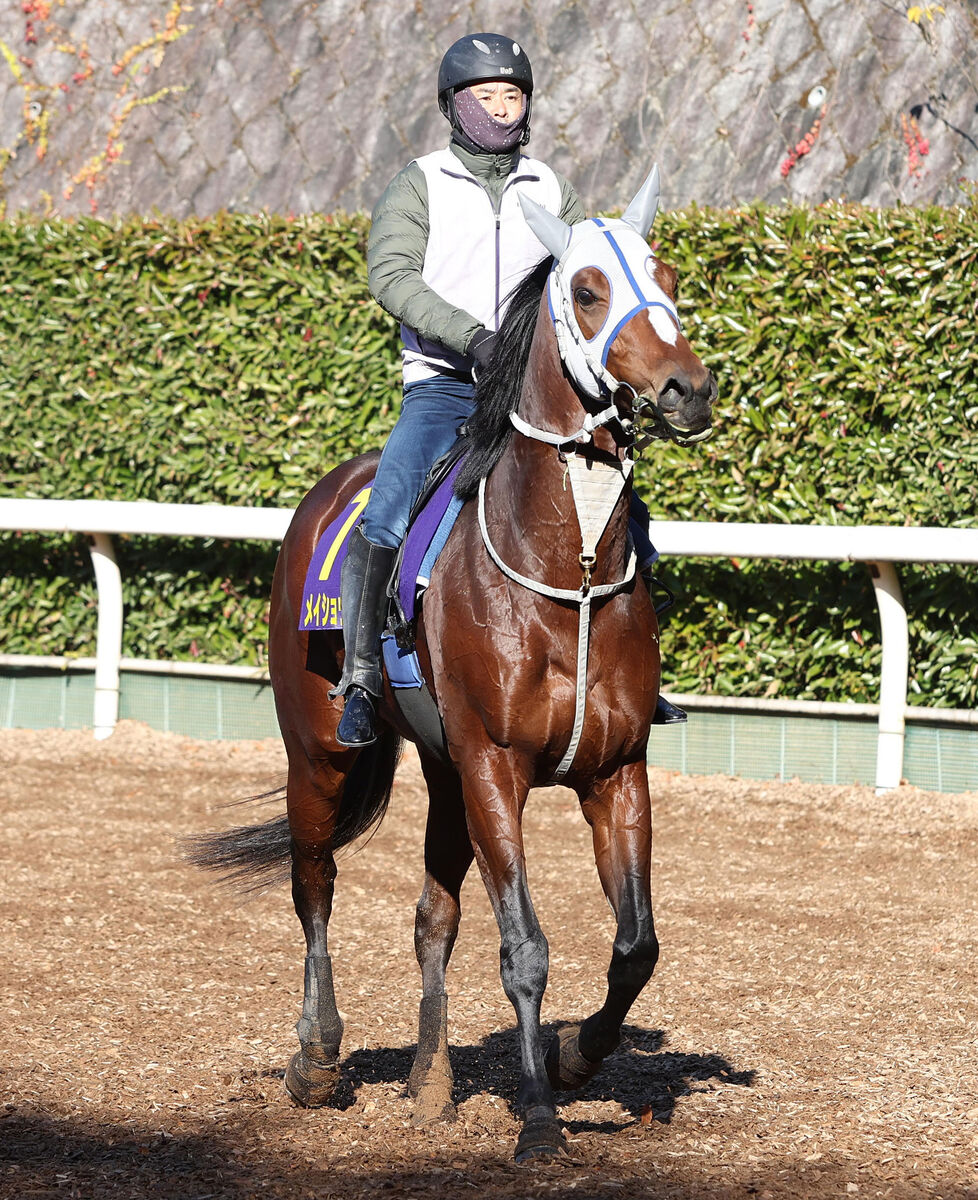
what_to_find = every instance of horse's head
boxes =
[520,166,717,449]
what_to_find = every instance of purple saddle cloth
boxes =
[298,457,465,635]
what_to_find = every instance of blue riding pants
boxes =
[629,489,659,572]
[361,376,477,549]
[360,374,659,570]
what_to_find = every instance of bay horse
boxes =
[192,167,717,1163]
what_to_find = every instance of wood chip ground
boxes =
[1,723,976,1199]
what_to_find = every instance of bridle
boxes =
[613,380,714,450]
[510,213,712,454]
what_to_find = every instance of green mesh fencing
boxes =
[2,669,975,793]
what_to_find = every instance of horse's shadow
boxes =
[331,1023,755,1130]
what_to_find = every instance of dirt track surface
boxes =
[1,722,976,1200]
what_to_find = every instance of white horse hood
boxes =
[519,165,682,400]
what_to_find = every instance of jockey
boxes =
[332,32,684,747]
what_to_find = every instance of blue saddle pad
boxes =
[397,456,465,623]
[298,458,465,637]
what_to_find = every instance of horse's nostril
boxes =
[658,377,691,410]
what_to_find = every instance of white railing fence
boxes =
[2,497,977,794]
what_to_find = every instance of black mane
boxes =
[454,257,552,499]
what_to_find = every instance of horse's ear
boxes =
[621,163,660,239]
[518,191,573,260]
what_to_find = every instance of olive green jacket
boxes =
[367,140,585,360]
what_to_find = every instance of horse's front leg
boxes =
[408,752,474,1126]
[460,750,564,1163]
[282,738,350,1108]
[547,759,659,1091]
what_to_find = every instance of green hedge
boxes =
[645,202,978,707]
[1,205,976,708]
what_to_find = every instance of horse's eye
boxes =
[574,287,597,308]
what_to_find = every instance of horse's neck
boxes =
[486,306,633,591]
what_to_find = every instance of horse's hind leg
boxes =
[408,753,473,1126]
[547,760,659,1091]
[282,739,351,1108]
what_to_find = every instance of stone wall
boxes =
[1,0,976,219]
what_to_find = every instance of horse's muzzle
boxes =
[640,369,717,446]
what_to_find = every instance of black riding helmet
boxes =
[437,33,534,144]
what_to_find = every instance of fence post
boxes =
[88,532,122,739]
[869,561,909,793]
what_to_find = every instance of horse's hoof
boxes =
[412,1095,457,1127]
[407,1057,452,1100]
[410,1074,457,1126]
[284,1051,341,1108]
[545,1024,603,1092]
[514,1116,566,1164]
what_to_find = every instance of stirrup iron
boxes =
[646,574,677,616]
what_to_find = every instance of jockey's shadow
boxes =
[342,1023,755,1130]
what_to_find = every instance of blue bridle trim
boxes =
[590,218,682,366]
[599,302,683,367]
[594,218,647,307]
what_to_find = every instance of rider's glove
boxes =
[468,328,498,367]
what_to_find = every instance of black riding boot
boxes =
[642,569,687,725]
[652,695,687,724]
[329,527,397,748]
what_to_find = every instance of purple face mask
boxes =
[454,87,528,153]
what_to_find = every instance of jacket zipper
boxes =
[495,173,536,330]
[440,161,542,334]
[494,213,501,329]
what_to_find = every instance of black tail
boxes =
[185,725,403,892]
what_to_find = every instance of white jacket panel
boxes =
[401,149,562,383]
